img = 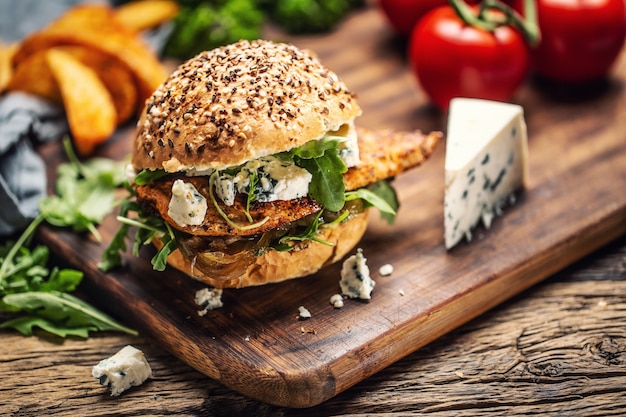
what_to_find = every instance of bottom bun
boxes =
[154,210,370,289]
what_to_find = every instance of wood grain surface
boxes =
[3,3,626,413]
[2,236,625,416]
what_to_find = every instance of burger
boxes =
[102,39,441,289]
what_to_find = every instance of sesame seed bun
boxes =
[132,39,362,173]
[153,210,370,289]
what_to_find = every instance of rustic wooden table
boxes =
[2,236,625,416]
[2,4,626,416]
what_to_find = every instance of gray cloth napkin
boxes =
[0,93,68,234]
[0,0,171,236]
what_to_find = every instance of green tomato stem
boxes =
[449,0,540,47]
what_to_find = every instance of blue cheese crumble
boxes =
[212,122,359,206]
[214,155,312,206]
[378,263,394,276]
[168,179,208,227]
[195,287,223,316]
[329,294,345,308]
[340,248,375,300]
[333,121,360,168]
[92,345,152,396]
[298,306,312,319]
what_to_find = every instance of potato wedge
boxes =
[13,4,168,109]
[7,46,62,102]
[45,48,117,156]
[62,46,138,124]
[0,40,18,93]
[8,46,137,124]
[115,0,180,32]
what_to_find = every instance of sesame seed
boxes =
[137,39,359,169]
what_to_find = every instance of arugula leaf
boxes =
[134,169,167,185]
[0,219,137,338]
[345,181,398,224]
[277,211,331,247]
[99,186,180,273]
[289,137,340,159]
[273,209,350,251]
[39,138,127,242]
[96,195,135,272]
[151,236,177,271]
[0,239,83,294]
[362,180,399,224]
[0,316,92,338]
[0,140,138,339]
[289,138,347,212]
[0,291,137,338]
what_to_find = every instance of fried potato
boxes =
[13,4,168,110]
[8,46,138,123]
[115,0,180,32]
[6,50,61,102]
[0,40,18,93]
[45,48,117,156]
[61,46,138,124]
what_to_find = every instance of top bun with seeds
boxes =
[132,39,362,173]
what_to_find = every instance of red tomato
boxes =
[378,0,448,36]
[408,5,531,110]
[516,0,626,82]
[378,0,486,36]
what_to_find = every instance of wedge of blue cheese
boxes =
[444,98,529,249]
[340,248,375,300]
[92,345,152,396]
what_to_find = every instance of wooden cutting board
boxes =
[37,7,626,408]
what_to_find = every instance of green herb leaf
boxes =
[151,239,176,271]
[0,316,92,338]
[0,291,137,338]
[97,222,130,272]
[134,169,167,185]
[345,180,399,224]
[277,211,332,247]
[267,0,362,34]
[99,187,180,273]
[38,138,127,242]
[164,0,265,59]
[290,139,347,212]
[289,137,340,159]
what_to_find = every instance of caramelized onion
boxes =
[175,200,366,282]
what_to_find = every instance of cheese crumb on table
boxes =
[298,306,312,319]
[379,263,394,276]
[195,287,223,316]
[92,345,152,397]
[329,294,344,308]
[340,248,375,300]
